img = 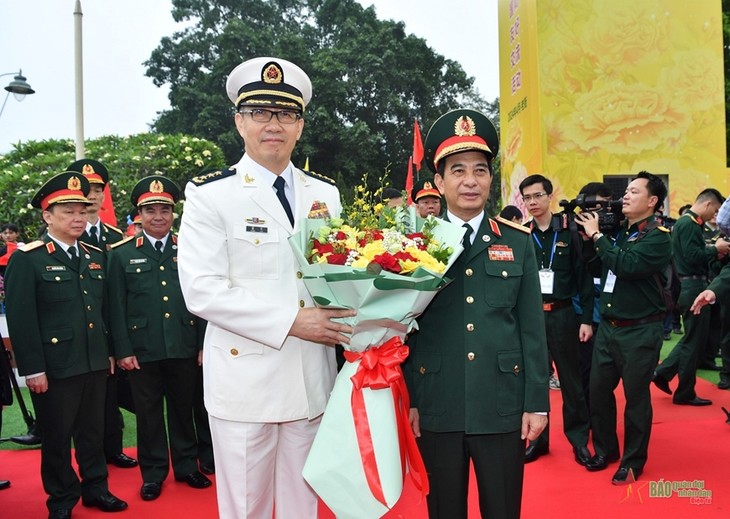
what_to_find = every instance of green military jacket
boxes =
[4,235,111,378]
[107,233,203,362]
[593,215,672,320]
[527,222,594,324]
[405,213,549,434]
[82,221,125,252]
[672,210,718,278]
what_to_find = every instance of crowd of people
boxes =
[0,53,728,519]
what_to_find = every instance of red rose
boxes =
[373,252,401,273]
[327,253,349,265]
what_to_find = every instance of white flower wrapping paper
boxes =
[289,216,465,518]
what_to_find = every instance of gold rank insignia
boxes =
[68,175,82,191]
[244,173,255,184]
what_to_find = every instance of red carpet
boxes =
[2,377,729,518]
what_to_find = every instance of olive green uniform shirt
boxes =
[593,216,672,320]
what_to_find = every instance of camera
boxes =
[551,194,624,234]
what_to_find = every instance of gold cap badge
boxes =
[454,115,476,137]
[263,63,283,84]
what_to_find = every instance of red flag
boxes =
[412,118,424,172]
[405,155,414,204]
[99,183,118,227]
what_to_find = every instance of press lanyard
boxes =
[532,230,558,270]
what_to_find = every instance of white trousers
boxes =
[210,415,322,519]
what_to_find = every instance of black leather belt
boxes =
[678,275,707,281]
[606,313,664,328]
[542,299,573,312]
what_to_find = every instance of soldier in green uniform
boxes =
[519,174,594,466]
[4,172,128,519]
[404,109,549,519]
[652,189,728,405]
[575,172,672,485]
[692,196,730,389]
[67,158,137,470]
[107,176,211,501]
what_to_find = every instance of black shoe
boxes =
[673,327,683,334]
[48,510,72,519]
[611,466,642,485]
[673,396,712,406]
[106,453,138,468]
[0,480,9,490]
[718,379,730,390]
[81,491,128,512]
[175,471,212,489]
[663,332,672,341]
[585,452,620,472]
[652,372,672,395]
[10,433,42,445]
[141,481,162,501]
[524,440,549,463]
[199,462,215,475]
[573,445,592,466]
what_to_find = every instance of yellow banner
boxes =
[498,0,727,216]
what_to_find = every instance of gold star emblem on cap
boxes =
[454,115,476,137]
[82,164,96,175]
[68,175,82,190]
[263,63,283,84]
[424,181,433,189]
[150,179,164,193]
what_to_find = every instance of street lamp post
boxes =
[0,70,35,120]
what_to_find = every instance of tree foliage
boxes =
[145,0,497,193]
[0,134,225,240]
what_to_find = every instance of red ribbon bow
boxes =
[343,337,429,509]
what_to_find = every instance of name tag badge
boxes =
[539,269,555,294]
[130,258,148,264]
[603,270,617,293]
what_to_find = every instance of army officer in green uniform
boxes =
[5,172,128,519]
[404,109,549,519]
[575,172,672,485]
[107,176,210,502]
[67,158,137,470]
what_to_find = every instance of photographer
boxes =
[574,171,672,485]
[570,182,614,410]
[519,174,594,467]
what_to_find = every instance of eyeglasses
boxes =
[239,108,301,124]
[522,192,548,203]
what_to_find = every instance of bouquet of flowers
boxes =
[290,191,465,518]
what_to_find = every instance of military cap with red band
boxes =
[31,171,92,210]
[411,178,442,202]
[226,57,312,112]
[131,175,181,207]
[66,158,109,186]
[424,109,499,172]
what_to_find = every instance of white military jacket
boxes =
[178,154,341,422]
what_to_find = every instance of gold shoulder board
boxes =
[109,235,135,249]
[495,215,531,234]
[190,168,236,186]
[302,169,336,186]
[19,240,44,252]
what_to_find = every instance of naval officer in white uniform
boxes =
[177,56,355,519]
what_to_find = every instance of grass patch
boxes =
[1,386,137,451]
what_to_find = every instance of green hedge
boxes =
[0,134,226,240]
